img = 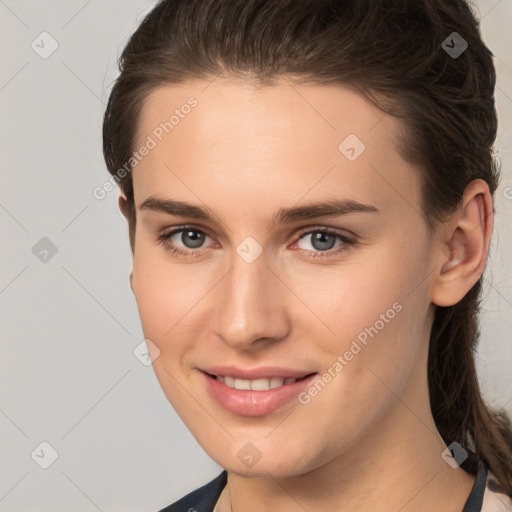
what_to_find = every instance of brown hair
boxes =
[102,0,512,495]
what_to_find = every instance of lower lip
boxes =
[201,371,318,416]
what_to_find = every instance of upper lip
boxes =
[201,365,316,380]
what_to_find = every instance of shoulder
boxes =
[481,472,512,512]
[157,471,227,512]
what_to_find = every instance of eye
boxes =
[157,226,213,258]
[293,228,355,259]
[156,225,356,260]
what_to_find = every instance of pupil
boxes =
[183,230,204,248]
[312,232,335,251]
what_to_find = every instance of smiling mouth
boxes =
[204,372,316,391]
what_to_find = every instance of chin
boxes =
[210,448,322,479]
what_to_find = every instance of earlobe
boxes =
[431,179,493,307]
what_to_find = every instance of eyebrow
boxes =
[138,196,379,226]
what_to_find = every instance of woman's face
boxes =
[128,77,440,477]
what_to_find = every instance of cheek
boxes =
[284,243,431,453]
[288,234,432,404]
[289,232,430,343]
[131,235,205,328]
[130,249,199,411]
[131,245,187,355]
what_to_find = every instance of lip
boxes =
[200,367,318,416]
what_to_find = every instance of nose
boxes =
[213,250,290,351]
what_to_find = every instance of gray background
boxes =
[1,0,511,510]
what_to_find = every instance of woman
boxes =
[102,0,512,510]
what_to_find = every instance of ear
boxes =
[119,194,135,293]
[431,179,493,307]
[118,193,130,220]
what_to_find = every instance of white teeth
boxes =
[251,378,275,391]
[234,378,251,390]
[270,377,285,389]
[224,376,235,387]
[216,375,299,390]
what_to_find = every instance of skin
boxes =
[118,76,493,512]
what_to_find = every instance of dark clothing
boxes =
[159,470,227,512]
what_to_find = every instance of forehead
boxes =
[137,76,394,154]
[132,77,421,223]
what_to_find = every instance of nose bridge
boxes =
[214,247,288,347]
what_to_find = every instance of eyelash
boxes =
[156,225,356,260]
